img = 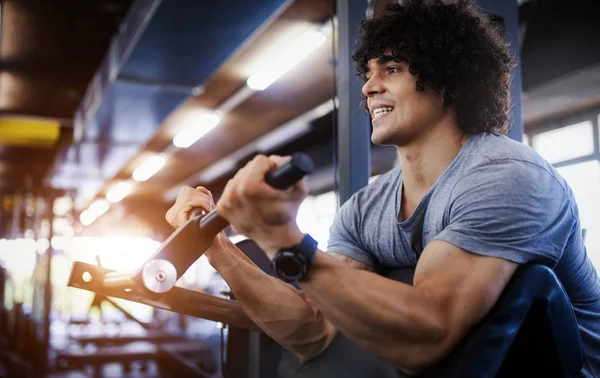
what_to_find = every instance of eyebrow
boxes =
[376,55,404,65]
[365,55,405,76]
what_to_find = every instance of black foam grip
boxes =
[197,153,314,234]
[265,153,314,190]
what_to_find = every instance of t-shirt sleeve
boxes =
[326,194,376,267]
[434,159,576,267]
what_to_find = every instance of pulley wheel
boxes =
[142,259,178,294]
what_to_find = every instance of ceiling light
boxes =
[132,154,166,182]
[247,29,327,91]
[53,196,73,216]
[80,210,95,226]
[173,112,221,148]
[88,199,110,218]
[106,181,133,203]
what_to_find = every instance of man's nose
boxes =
[362,74,384,98]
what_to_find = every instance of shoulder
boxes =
[454,133,571,198]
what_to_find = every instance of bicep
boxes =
[414,240,518,359]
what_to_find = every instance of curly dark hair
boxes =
[352,0,516,135]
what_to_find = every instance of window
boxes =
[530,110,600,271]
[556,161,600,268]
[532,121,594,164]
[297,191,338,250]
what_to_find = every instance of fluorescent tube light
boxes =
[80,210,95,226]
[247,29,327,91]
[106,181,133,203]
[89,199,110,218]
[132,154,166,182]
[173,112,221,148]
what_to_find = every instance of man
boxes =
[167,0,600,376]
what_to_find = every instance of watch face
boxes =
[274,252,305,280]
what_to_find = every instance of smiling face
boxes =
[362,54,447,147]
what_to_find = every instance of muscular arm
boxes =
[208,237,372,360]
[299,240,518,374]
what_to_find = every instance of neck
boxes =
[397,114,468,199]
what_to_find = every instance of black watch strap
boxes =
[272,234,319,282]
[289,233,318,263]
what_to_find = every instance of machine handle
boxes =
[195,152,314,236]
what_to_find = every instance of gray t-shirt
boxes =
[328,133,600,377]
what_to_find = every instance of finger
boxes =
[196,186,212,198]
[184,194,213,216]
[287,177,309,199]
[196,186,214,209]
[168,186,195,226]
[244,155,288,199]
[174,186,213,220]
[268,155,292,167]
[216,178,238,220]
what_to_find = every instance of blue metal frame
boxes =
[336,0,371,205]
[477,0,524,142]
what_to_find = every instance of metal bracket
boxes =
[67,261,259,331]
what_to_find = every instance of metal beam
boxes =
[477,0,523,141]
[336,0,371,205]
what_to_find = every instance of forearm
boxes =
[208,240,335,359]
[299,251,447,372]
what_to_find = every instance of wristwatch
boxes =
[271,234,319,283]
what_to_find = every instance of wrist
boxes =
[263,226,305,257]
[205,232,235,265]
[271,233,319,283]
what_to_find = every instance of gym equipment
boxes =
[66,150,584,377]
[275,264,584,378]
[67,153,313,327]
[67,256,185,347]
[55,339,215,378]
[423,264,584,378]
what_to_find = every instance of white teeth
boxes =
[373,107,393,118]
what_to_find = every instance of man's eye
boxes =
[387,66,399,74]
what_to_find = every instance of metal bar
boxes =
[158,348,212,378]
[592,110,599,156]
[103,297,154,330]
[102,272,136,289]
[116,76,204,95]
[551,154,600,169]
[248,331,261,378]
[336,0,371,205]
[68,262,259,331]
[477,0,523,141]
[42,194,56,373]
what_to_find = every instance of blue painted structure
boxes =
[478,0,523,142]
[52,0,289,199]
